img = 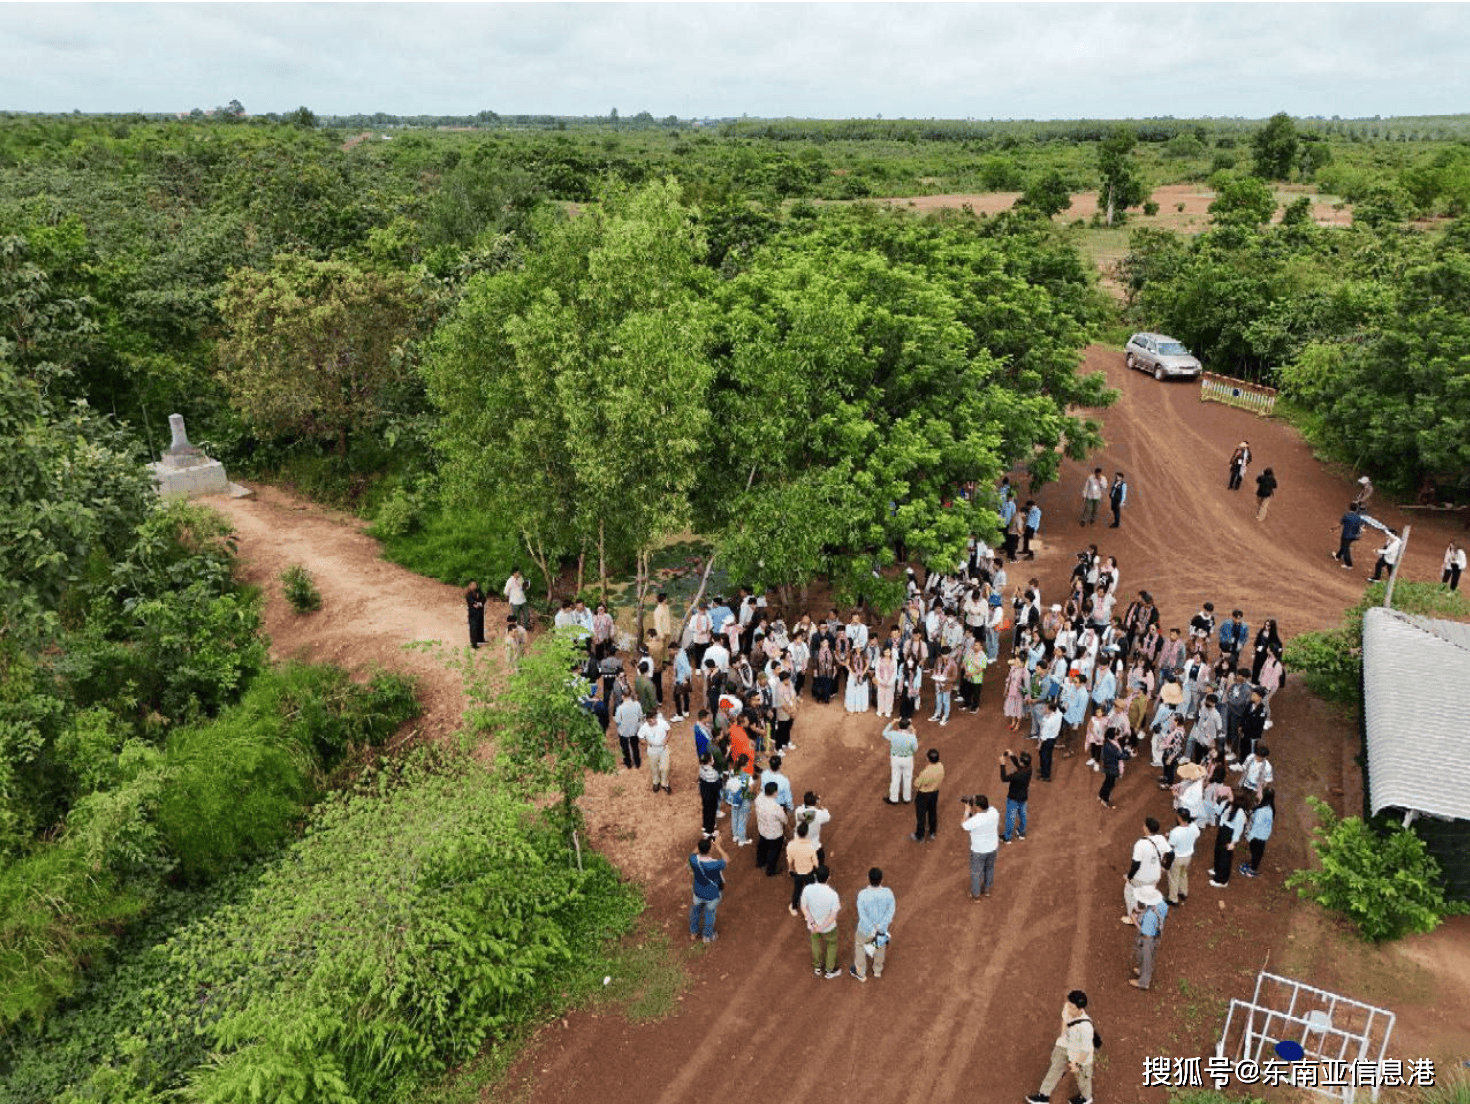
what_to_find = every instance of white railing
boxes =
[1201,372,1279,416]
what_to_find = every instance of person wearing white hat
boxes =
[1353,474,1374,510]
[1128,884,1169,990]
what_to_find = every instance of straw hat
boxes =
[1160,682,1184,705]
[1176,762,1207,782]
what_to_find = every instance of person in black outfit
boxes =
[1254,467,1277,521]
[1250,620,1282,683]
[1227,442,1251,491]
[1237,686,1268,764]
[1108,472,1128,528]
[465,581,486,649]
[1098,729,1131,808]
[1000,750,1033,843]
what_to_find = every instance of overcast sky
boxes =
[4,3,1468,120]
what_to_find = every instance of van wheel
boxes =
[1124,353,1135,370]
[1154,366,1166,381]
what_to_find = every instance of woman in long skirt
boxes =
[874,645,898,718]
[813,639,837,704]
[898,656,923,721]
[1002,656,1027,729]
[845,648,871,713]
[1211,792,1250,888]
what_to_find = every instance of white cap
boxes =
[1136,885,1164,906]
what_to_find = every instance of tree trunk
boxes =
[674,552,719,646]
[634,548,649,643]
[576,548,586,598]
[523,530,554,606]
[597,520,608,602]
[1105,185,1116,228]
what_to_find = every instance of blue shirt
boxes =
[1000,498,1017,524]
[1247,805,1274,842]
[761,768,793,810]
[1138,899,1169,937]
[674,650,692,684]
[1062,684,1089,726]
[856,885,896,935]
[1219,620,1250,650]
[709,605,734,635]
[692,722,711,758]
[882,723,919,758]
[1026,505,1041,531]
[1340,512,1364,541]
[690,854,726,901]
[1091,670,1117,705]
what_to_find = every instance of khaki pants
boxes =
[1038,1044,1093,1099]
[1167,854,1191,902]
[647,745,670,788]
[1256,496,1271,522]
[853,927,888,978]
[1135,931,1160,988]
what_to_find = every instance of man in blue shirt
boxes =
[709,597,735,638]
[1022,500,1042,560]
[761,754,794,812]
[1331,503,1365,569]
[1128,884,1169,990]
[849,867,896,981]
[688,834,729,944]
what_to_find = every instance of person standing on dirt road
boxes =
[1331,503,1366,569]
[1025,990,1096,1104]
[1127,884,1169,991]
[849,867,896,982]
[502,568,529,629]
[911,748,945,842]
[1353,474,1374,510]
[800,865,843,979]
[1080,467,1107,526]
[1108,471,1128,528]
[1254,467,1278,522]
[464,581,486,649]
[688,833,728,944]
[1228,441,1251,491]
[961,795,1000,899]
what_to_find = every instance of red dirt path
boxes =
[207,347,1470,1104]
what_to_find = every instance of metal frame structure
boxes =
[1217,971,1396,1104]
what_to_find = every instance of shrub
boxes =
[280,565,322,613]
[1288,796,1468,942]
[372,486,420,538]
[373,507,545,597]
[1143,200,1160,216]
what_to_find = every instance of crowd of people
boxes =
[457,452,1462,1104]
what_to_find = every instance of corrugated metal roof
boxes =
[1362,607,1470,821]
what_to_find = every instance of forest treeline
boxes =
[3,109,1470,1101]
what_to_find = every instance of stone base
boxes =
[149,458,230,499]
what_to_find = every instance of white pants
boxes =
[647,745,670,788]
[889,756,914,802]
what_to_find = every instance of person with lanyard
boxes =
[688,833,728,945]
[880,717,919,805]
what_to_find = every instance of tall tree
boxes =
[1098,127,1147,227]
[422,180,713,616]
[1252,112,1300,181]
[215,255,428,455]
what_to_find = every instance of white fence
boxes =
[1201,372,1279,416]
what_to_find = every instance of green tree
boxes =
[1208,173,1278,226]
[423,180,713,605]
[216,255,428,455]
[1098,127,1147,227]
[1015,170,1073,218]
[1252,111,1299,180]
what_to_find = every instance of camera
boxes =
[960,794,981,805]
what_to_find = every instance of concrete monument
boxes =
[147,414,248,499]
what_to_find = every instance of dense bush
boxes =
[1289,797,1468,942]
[0,746,640,1104]
[373,506,546,598]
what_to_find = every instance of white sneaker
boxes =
[785,744,798,751]
[939,719,948,726]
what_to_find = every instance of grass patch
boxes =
[587,928,692,1023]
[374,507,545,597]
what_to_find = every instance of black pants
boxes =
[1099,771,1119,804]
[699,778,721,835]
[1334,537,1356,567]
[673,681,691,717]
[1371,556,1393,581]
[961,678,982,711]
[1228,467,1244,490]
[1109,500,1122,527]
[468,610,485,648]
[757,834,782,876]
[1004,532,1020,561]
[1213,828,1237,884]
[899,693,917,721]
[914,790,938,838]
[651,668,664,704]
[790,870,814,911]
[794,672,806,696]
[1022,526,1037,559]
[1039,738,1056,781]
[619,734,641,770]
[1445,565,1463,591]
[773,718,793,750]
[1248,838,1266,873]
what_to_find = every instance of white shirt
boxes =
[1168,823,1201,860]
[638,715,671,749]
[503,574,526,605]
[848,621,869,651]
[1131,834,1168,885]
[1242,756,1274,792]
[962,807,1000,854]
[1083,474,1108,500]
[794,805,831,849]
[704,642,731,673]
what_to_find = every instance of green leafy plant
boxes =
[1288,796,1468,942]
[279,564,322,613]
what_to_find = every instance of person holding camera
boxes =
[961,794,1000,900]
[849,867,896,982]
[880,717,919,805]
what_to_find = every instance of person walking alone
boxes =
[962,795,1000,900]
[1443,541,1466,591]
[1228,442,1251,491]
[1025,991,1097,1104]
[1254,467,1277,521]
[1331,503,1365,569]
[1108,471,1128,529]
